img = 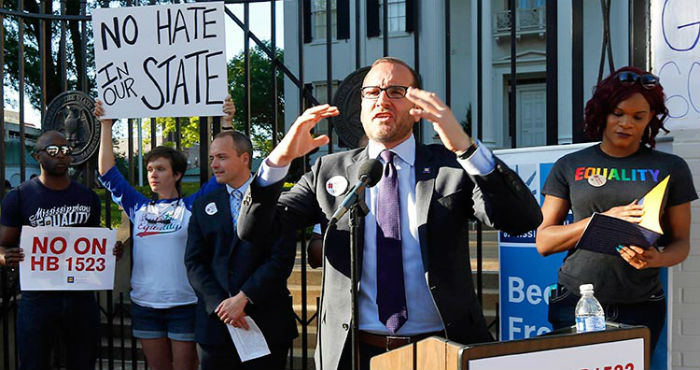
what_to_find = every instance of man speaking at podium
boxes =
[237,57,542,370]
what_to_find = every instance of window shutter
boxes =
[337,0,350,39]
[406,0,415,32]
[303,0,312,43]
[367,0,380,38]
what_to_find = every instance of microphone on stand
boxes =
[329,159,383,226]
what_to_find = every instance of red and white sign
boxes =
[19,226,117,290]
[468,338,644,370]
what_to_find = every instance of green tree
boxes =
[2,0,116,108]
[228,41,285,157]
[145,117,202,149]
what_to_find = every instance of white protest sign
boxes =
[19,226,117,291]
[92,2,227,119]
[651,0,700,130]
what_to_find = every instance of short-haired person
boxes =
[0,131,121,370]
[185,131,297,369]
[536,66,698,352]
[237,57,542,370]
[94,98,234,370]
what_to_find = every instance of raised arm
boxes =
[405,87,472,154]
[267,104,339,167]
[94,100,116,176]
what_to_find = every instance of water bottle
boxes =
[575,284,606,333]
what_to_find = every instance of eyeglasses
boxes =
[37,145,73,157]
[360,85,409,100]
[616,71,659,89]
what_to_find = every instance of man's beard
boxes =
[368,121,413,144]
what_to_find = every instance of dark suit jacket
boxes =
[238,142,542,370]
[185,187,298,347]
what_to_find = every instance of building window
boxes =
[312,0,337,40]
[379,0,406,34]
[496,0,546,40]
[388,0,406,33]
[507,0,545,9]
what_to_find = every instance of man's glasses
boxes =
[37,145,73,157]
[360,85,409,100]
[616,71,659,89]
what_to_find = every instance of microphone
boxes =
[329,159,383,226]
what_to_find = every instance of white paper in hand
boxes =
[226,316,271,362]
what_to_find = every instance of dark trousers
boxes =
[17,291,99,370]
[199,340,290,370]
[548,285,666,351]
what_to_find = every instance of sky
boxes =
[4,1,285,128]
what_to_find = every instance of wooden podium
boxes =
[370,324,650,370]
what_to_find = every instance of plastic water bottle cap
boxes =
[579,283,594,294]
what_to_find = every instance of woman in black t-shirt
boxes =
[536,66,698,352]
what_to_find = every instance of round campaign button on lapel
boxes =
[326,176,349,196]
[205,202,218,215]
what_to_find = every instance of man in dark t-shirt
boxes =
[0,131,107,370]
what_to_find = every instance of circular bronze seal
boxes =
[332,67,370,149]
[42,91,99,166]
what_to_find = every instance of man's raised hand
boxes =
[405,87,472,153]
[267,104,339,167]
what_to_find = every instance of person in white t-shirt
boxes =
[94,98,234,370]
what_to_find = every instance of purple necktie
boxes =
[376,150,408,334]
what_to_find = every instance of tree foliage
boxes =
[2,0,111,108]
[142,116,202,149]
[228,41,285,157]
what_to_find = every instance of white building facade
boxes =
[283,0,632,151]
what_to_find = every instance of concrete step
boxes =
[287,267,323,286]
[289,263,500,286]
[294,303,319,316]
[97,358,148,370]
[99,337,145,361]
[289,285,322,306]
[289,347,316,370]
[479,288,499,311]
[293,324,319,351]
[99,318,133,339]
[471,270,499,289]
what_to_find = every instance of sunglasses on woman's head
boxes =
[616,71,659,89]
[37,145,73,157]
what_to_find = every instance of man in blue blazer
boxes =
[185,131,298,369]
[238,57,542,370]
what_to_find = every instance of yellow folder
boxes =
[638,175,670,234]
